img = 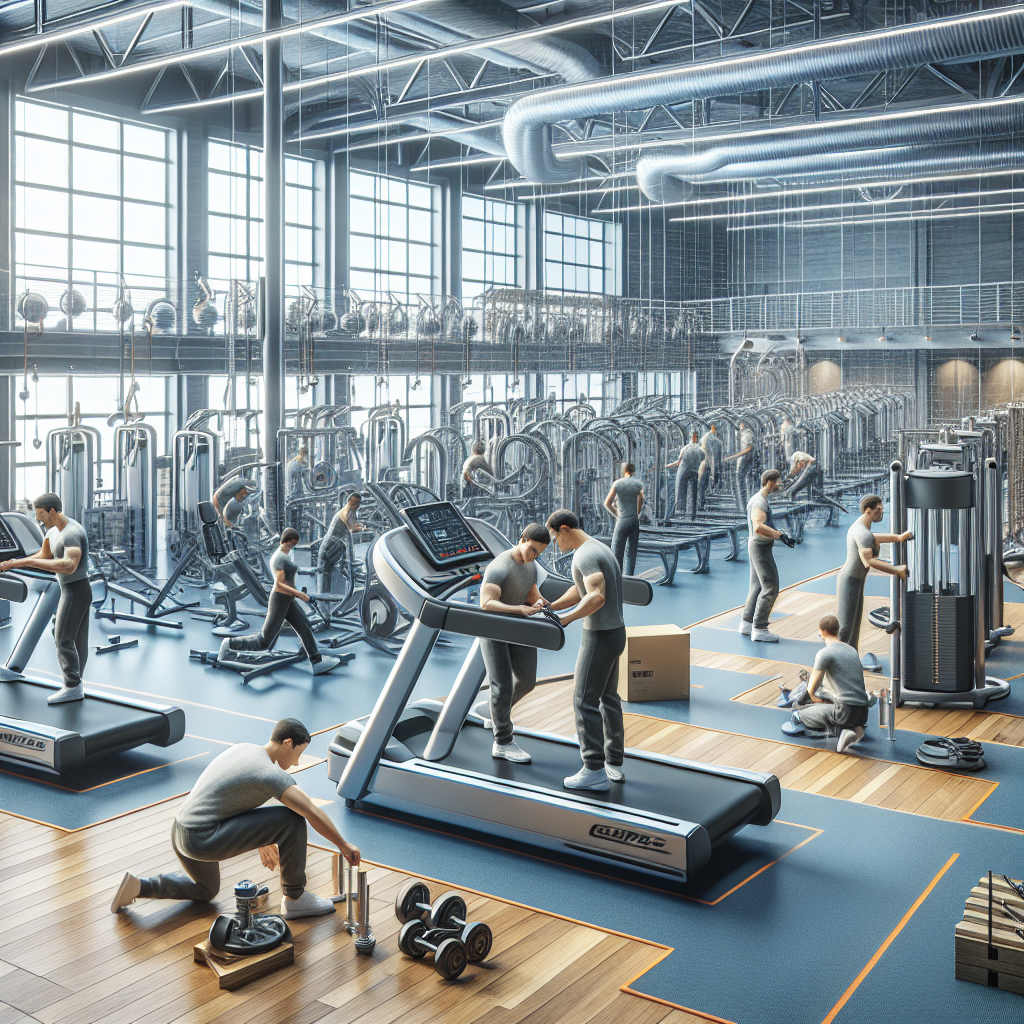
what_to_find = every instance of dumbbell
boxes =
[394,879,493,963]
[397,919,468,980]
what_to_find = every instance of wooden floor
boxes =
[0,801,701,1024]
[512,680,997,824]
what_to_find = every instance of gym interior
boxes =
[1,1,1023,1021]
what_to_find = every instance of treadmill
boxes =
[328,502,780,883]
[0,511,185,776]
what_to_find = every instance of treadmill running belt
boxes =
[404,721,764,845]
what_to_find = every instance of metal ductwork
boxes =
[502,5,1024,185]
[635,96,1024,202]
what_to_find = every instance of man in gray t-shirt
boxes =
[213,476,256,527]
[604,463,645,574]
[462,441,493,497]
[724,420,756,511]
[547,508,626,793]
[0,492,91,703]
[836,494,912,650]
[668,432,703,520]
[476,525,551,764]
[783,615,874,753]
[111,719,361,920]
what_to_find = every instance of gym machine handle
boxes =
[433,601,565,651]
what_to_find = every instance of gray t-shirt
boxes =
[842,520,878,581]
[572,538,624,631]
[286,457,305,494]
[737,429,755,469]
[611,476,644,522]
[814,642,869,706]
[175,742,296,830]
[700,431,721,470]
[48,519,90,589]
[678,442,703,474]
[224,498,244,525]
[322,510,348,548]
[270,547,298,588]
[747,491,774,546]
[482,549,537,606]
[214,478,249,507]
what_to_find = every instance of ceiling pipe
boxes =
[502,5,1024,185]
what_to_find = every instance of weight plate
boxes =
[461,922,492,963]
[429,891,467,931]
[208,915,234,951]
[394,879,430,924]
[398,919,428,959]
[434,937,468,980]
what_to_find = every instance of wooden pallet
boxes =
[955,874,1024,996]
[193,937,294,990]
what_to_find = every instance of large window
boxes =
[462,196,521,299]
[13,98,172,332]
[349,171,437,301]
[544,212,617,295]
[207,140,317,313]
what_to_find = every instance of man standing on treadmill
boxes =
[473,523,551,765]
[546,508,626,793]
[0,493,90,704]
[111,718,360,919]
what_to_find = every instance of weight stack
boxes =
[904,591,975,693]
[954,874,1024,995]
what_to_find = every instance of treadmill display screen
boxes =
[0,517,23,560]
[401,503,488,569]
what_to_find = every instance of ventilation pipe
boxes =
[502,6,1024,184]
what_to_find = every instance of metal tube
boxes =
[263,0,285,529]
[986,457,1006,635]
[889,460,904,742]
[973,467,987,691]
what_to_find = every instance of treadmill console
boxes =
[399,502,489,570]
[0,512,41,560]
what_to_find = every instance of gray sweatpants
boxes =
[743,541,779,630]
[574,626,627,770]
[481,639,537,746]
[796,701,869,736]
[55,579,92,687]
[141,811,308,901]
[734,460,753,511]
[676,469,699,520]
[317,536,345,595]
[836,570,866,649]
[611,517,640,576]
[227,590,321,662]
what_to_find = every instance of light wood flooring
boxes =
[512,680,997,824]
[0,800,702,1024]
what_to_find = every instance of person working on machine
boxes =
[286,446,308,496]
[785,450,825,499]
[462,441,492,497]
[213,476,257,529]
[0,493,90,704]
[740,470,796,644]
[546,508,626,793]
[472,523,551,765]
[111,718,360,919]
[781,416,800,461]
[220,527,342,676]
[781,615,871,754]
[698,423,721,510]
[604,462,645,574]
[724,420,756,511]
[837,494,912,649]
[668,432,703,521]
[317,492,364,595]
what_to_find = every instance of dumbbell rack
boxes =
[955,871,1024,994]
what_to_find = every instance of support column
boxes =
[263,0,285,527]
[0,378,16,511]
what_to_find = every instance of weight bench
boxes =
[637,531,713,584]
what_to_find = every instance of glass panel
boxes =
[409,208,431,242]
[249,179,262,219]
[208,141,233,171]
[285,158,300,185]
[122,244,166,281]
[463,217,483,250]
[545,262,561,289]
[388,239,407,274]
[18,100,68,139]
[73,112,119,149]
[208,173,231,214]
[350,269,375,292]
[294,226,312,264]
[590,240,603,265]
[208,255,232,282]
[545,233,561,261]
[73,238,118,273]
[18,186,68,236]
[350,198,374,235]
[73,194,119,239]
[18,231,66,271]
[123,201,165,245]
[408,243,430,276]
[350,172,375,198]
[408,183,432,208]
[387,178,407,205]
[296,161,313,187]
[388,204,407,239]
[563,236,576,263]
[285,227,297,262]
[545,212,561,232]
[208,215,232,254]
[590,220,603,239]
[463,196,483,219]
[123,156,165,202]
[249,148,262,179]
[294,187,312,224]
[590,267,603,293]
[408,276,431,298]
[464,251,484,280]
[123,124,166,158]
[73,146,119,194]
[19,138,68,188]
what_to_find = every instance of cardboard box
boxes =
[617,625,689,702]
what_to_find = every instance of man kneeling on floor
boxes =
[111,718,360,919]
[782,615,870,754]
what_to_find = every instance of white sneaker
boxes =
[752,629,780,643]
[312,656,342,676]
[739,619,753,636]
[48,685,84,704]
[111,871,142,913]
[218,637,234,661]
[282,890,337,919]
[473,699,492,730]
[837,726,865,754]
[563,766,610,792]
[492,740,531,764]
[605,764,625,783]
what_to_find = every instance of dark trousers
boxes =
[676,469,699,520]
[743,542,779,630]
[55,579,92,687]
[611,518,640,575]
[734,461,754,511]
[142,811,308,901]
[481,639,538,746]
[574,626,627,770]
[317,537,346,595]
[227,590,320,662]
[789,464,824,498]
[797,701,869,736]
[836,571,866,649]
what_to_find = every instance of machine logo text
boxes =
[589,824,668,853]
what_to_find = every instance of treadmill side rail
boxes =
[0,716,82,774]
